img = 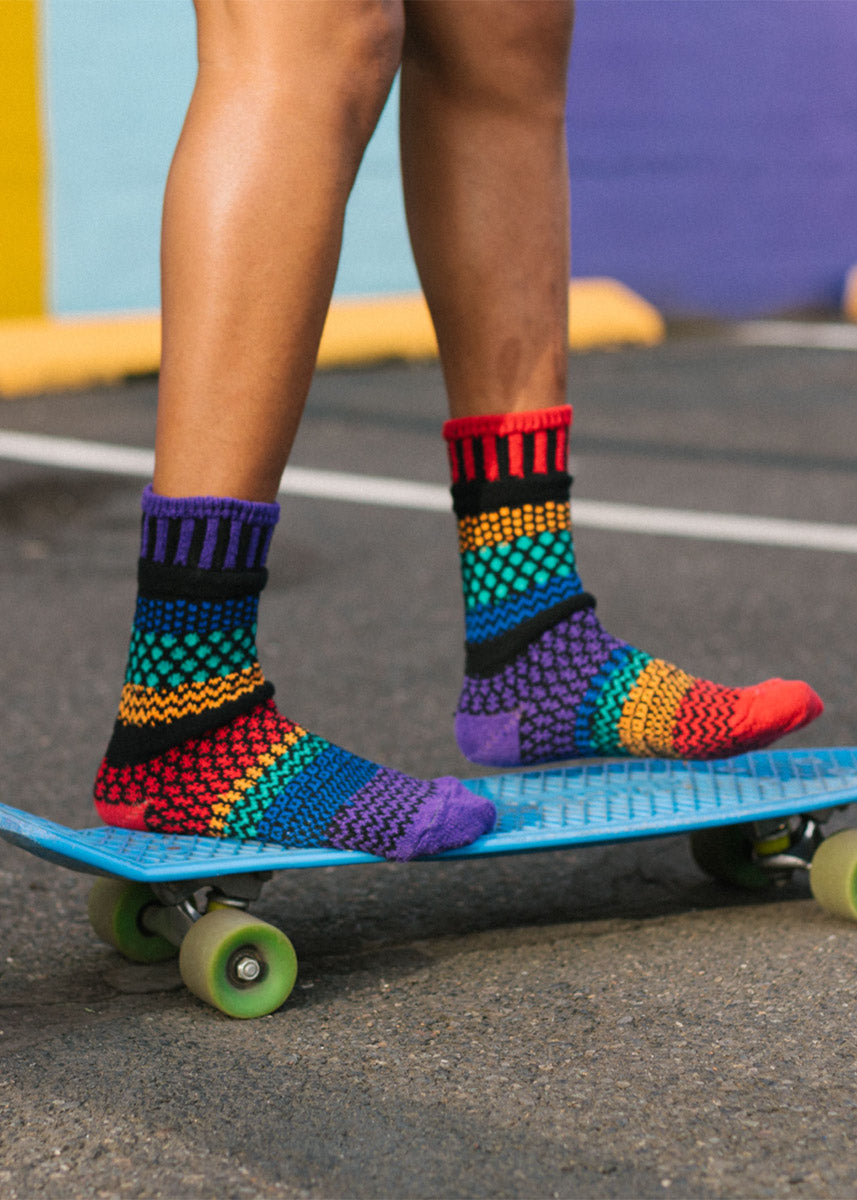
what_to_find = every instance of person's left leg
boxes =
[94,0,495,859]
[400,0,823,765]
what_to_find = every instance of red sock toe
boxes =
[671,677,823,759]
[729,678,824,750]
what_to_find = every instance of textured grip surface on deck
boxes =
[2,748,857,881]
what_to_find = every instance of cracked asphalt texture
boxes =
[1,336,857,1199]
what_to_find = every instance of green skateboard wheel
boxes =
[689,824,772,891]
[87,878,177,963]
[810,829,857,922]
[178,907,297,1018]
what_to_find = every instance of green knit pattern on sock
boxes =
[586,647,653,755]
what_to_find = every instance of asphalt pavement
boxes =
[1,335,857,1199]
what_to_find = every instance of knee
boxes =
[324,0,405,137]
[404,0,573,117]
[195,0,403,143]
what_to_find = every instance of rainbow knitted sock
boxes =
[444,406,823,766]
[94,488,495,860]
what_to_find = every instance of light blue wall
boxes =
[43,0,191,313]
[41,0,417,315]
[336,76,420,299]
[40,0,857,320]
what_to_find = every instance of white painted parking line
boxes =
[569,500,857,553]
[1,427,856,553]
[0,429,155,477]
[281,465,450,512]
[732,321,857,351]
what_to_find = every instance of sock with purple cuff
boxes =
[94,486,495,860]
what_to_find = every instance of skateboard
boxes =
[4,747,857,1018]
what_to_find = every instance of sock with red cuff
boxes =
[443,405,823,766]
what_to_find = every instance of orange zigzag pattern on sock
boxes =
[617,659,696,757]
[116,665,266,727]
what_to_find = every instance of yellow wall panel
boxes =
[0,0,45,317]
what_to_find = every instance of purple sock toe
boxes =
[387,776,496,861]
[326,768,496,862]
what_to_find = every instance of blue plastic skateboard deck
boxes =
[2,748,857,882]
[5,748,857,1018]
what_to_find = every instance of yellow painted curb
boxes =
[318,294,438,365]
[843,264,857,324]
[0,313,162,396]
[318,279,665,366]
[0,279,664,398]
[569,277,664,350]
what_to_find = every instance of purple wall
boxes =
[567,0,857,318]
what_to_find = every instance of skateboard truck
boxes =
[87,869,297,1018]
[137,872,264,941]
[692,804,856,899]
[140,872,282,993]
[139,872,273,949]
[749,815,827,876]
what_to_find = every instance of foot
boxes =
[96,697,495,861]
[455,607,823,766]
[95,487,495,861]
[443,405,823,767]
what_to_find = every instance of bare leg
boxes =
[402,3,823,764]
[94,0,497,861]
[400,0,573,418]
[156,0,404,500]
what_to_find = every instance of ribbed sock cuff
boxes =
[442,404,572,441]
[139,486,280,571]
[443,405,572,485]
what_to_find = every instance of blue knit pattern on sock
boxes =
[134,594,260,637]
[465,573,586,644]
[253,743,380,844]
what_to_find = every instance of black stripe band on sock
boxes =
[449,427,569,486]
[188,519,209,568]
[451,474,572,518]
[464,592,597,675]
[236,523,255,571]
[212,517,234,569]
[138,559,268,601]
[104,681,276,767]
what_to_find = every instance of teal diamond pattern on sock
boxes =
[462,528,577,612]
[125,627,257,688]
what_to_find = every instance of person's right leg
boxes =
[399,0,823,765]
[94,0,494,859]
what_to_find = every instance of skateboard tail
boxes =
[0,806,113,877]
